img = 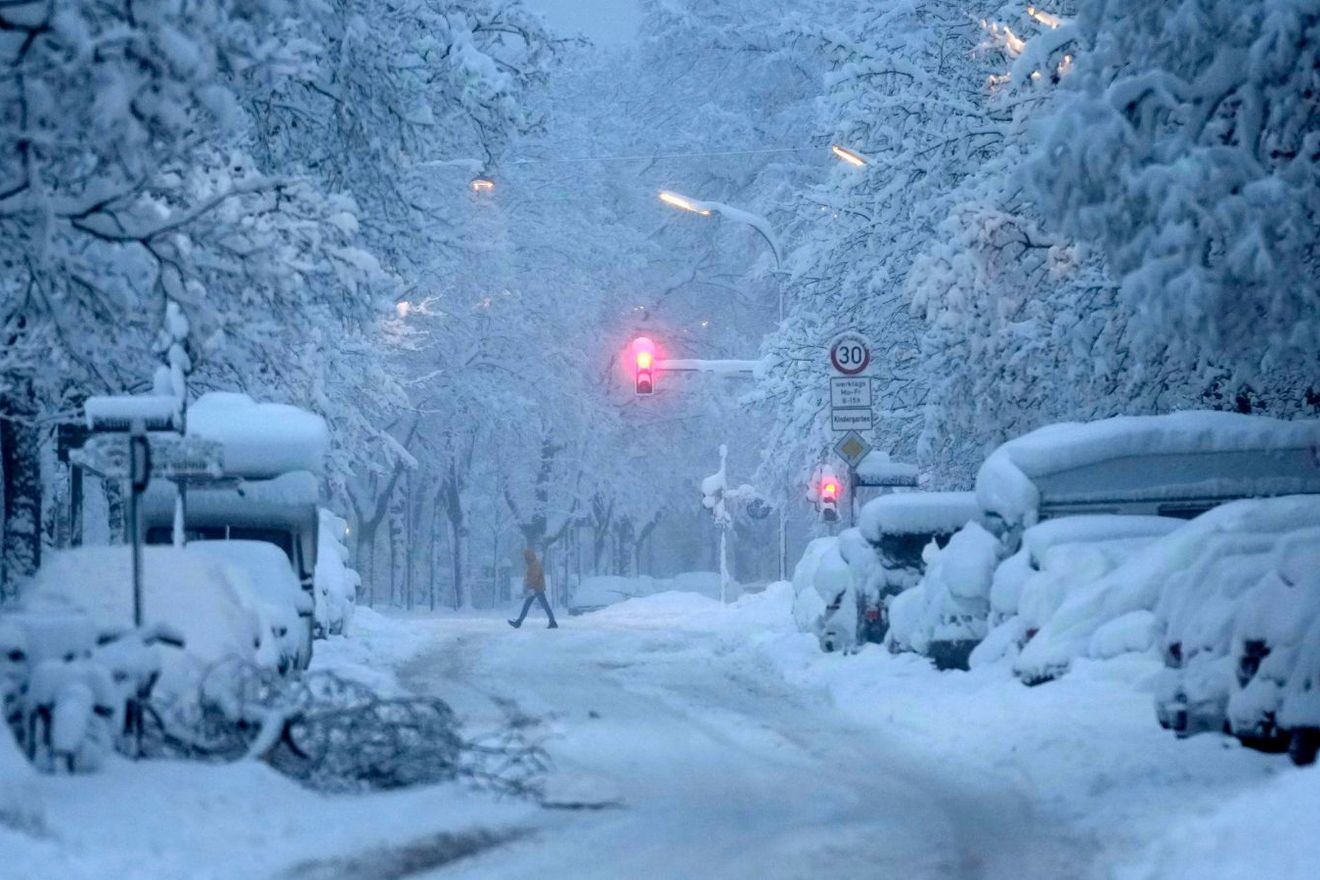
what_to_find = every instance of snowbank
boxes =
[570,571,730,613]
[977,411,1320,527]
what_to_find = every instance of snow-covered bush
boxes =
[1025,0,1320,412]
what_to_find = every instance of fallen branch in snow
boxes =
[142,665,549,798]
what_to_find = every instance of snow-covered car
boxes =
[975,411,1320,539]
[1280,611,1320,765]
[1225,529,1320,752]
[1013,495,1320,685]
[972,515,1179,668]
[885,521,1002,667]
[188,540,312,674]
[20,546,275,685]
[314,509,358,637]
[856,492,981,645]
[1152,536,1277,738]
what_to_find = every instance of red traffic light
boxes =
[632,336,656,395]
[821,480,839,501]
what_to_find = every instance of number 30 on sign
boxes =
[829,333,871,376]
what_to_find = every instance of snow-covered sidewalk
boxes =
[4,590,1316,879]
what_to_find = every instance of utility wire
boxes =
[506,146,818,165]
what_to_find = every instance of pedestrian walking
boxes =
[508,547,559,629]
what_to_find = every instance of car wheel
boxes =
[1290,728,1320,767]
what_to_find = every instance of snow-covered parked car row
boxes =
[790,412,1320,763]
[1,393,362,774]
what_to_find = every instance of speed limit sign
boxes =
[829,333,871,376]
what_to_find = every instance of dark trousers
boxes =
[514,590,557,626]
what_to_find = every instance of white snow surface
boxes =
[186,392,329,478]
[4,589,1315,879]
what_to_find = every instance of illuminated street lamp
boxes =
[831,145,868,167]
[470,177,495,193]
[657,188,784,319]
[659,190,712,216]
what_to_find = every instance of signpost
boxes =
[828,334,874,525]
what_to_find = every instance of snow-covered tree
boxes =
[1024,0,1320,412]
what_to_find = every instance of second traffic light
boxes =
[819,473,841,523]
[632,336,656,395]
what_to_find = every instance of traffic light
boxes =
[819,473,841,523]
[632,336,656,395]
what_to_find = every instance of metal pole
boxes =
[69,464,84,547]
[778,508,787,582]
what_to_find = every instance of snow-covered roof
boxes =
[858,491,982,542]
[976,412,1320,524]
[188,392,328,479]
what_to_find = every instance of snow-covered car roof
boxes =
[858,491,982,543]
[976,411,1320,525]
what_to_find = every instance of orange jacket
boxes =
[523,549,546,591]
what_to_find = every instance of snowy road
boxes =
[7,588,1305,880]
[399,598,1086,880]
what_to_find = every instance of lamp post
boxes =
[657,189,785,323]
[659,189,790,582]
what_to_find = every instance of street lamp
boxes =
[657,189,784,320]
[831,145,868,167]
[470,177,495,193]
[658,188,790,582]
